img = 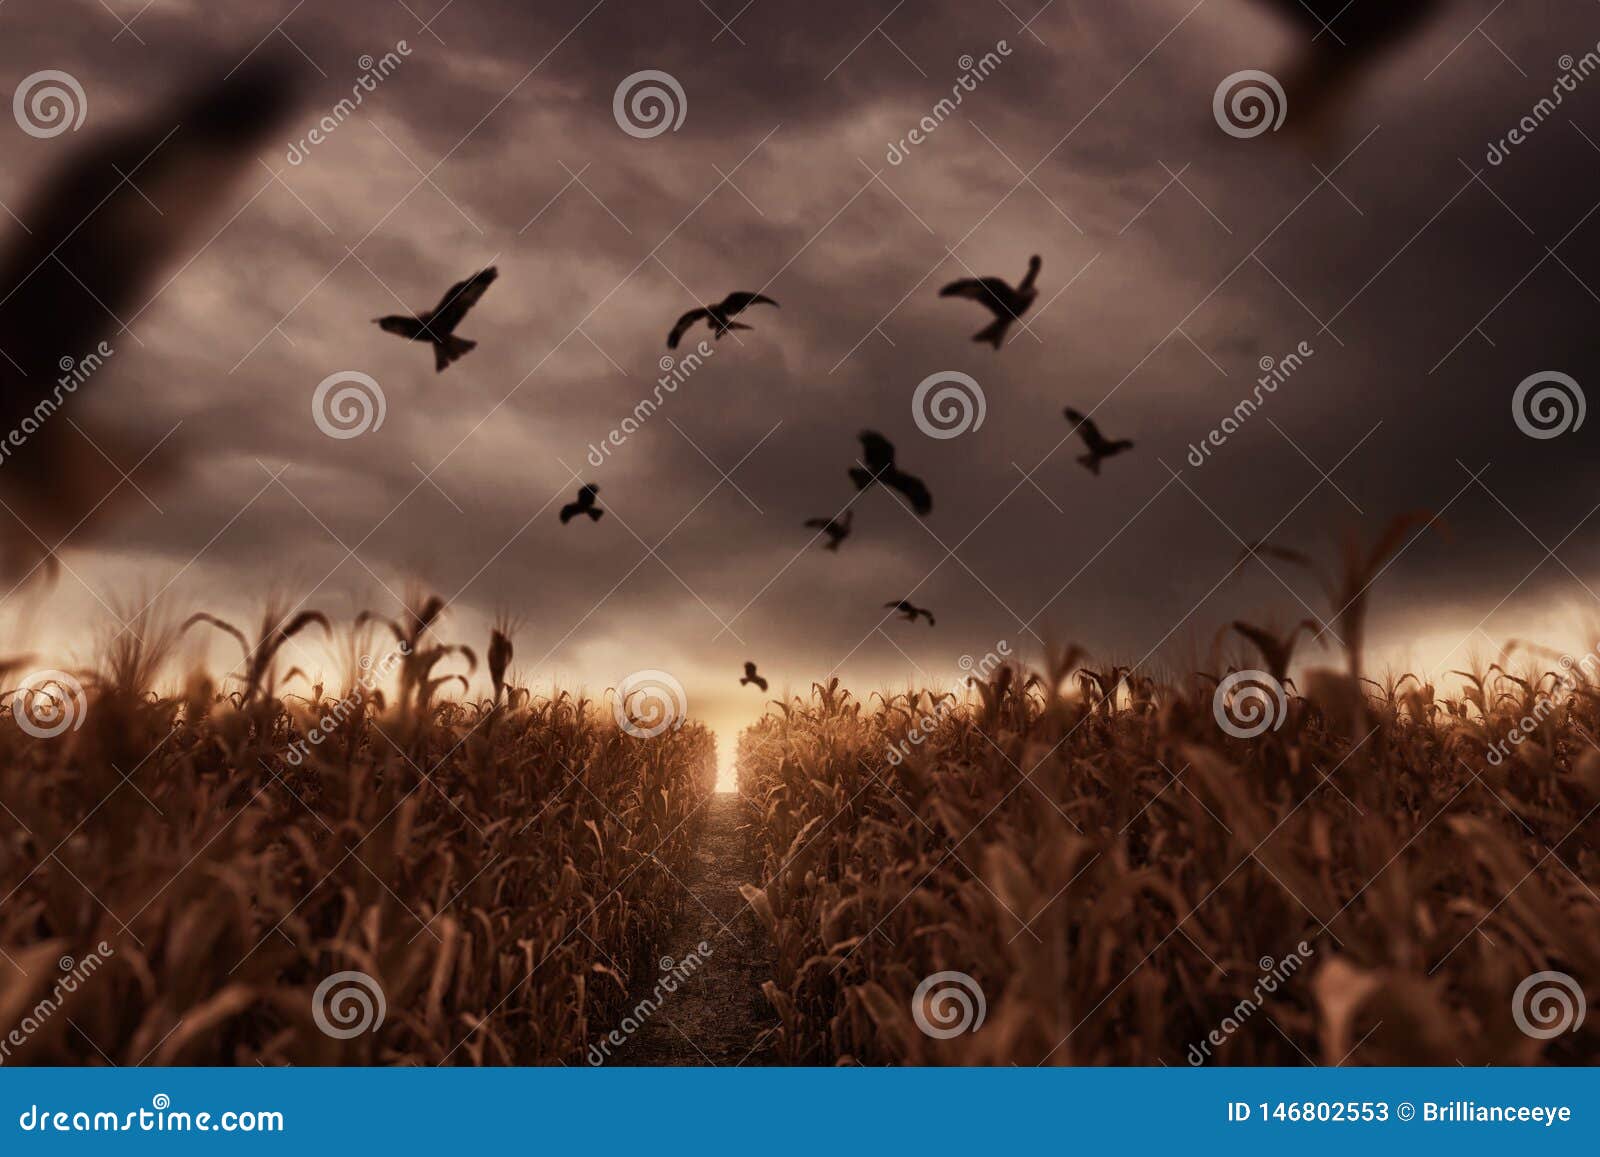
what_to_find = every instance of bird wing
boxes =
[722,292,778,315]
[0,57,298,575]
[803,518,829,530]
[886,468,933,516]
[939,277,1010,302]
[1064,408,1108,452]
[667,308,710,349]
[858,430,895,473]
[424,267,497,334]
[376,315,427,339]
[1251,0,1435,43]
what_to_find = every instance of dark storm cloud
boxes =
[4,0,1600,746]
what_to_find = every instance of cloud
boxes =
[4,0,1599,763]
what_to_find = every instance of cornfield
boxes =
[738,524,1600,1065]
[0,597,715,1065]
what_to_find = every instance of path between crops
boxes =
[616,793,778,1065]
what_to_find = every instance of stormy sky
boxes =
[3,0,1599,776]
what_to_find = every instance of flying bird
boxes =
[1063,408,1134,476]
[885,599,936,627]
[848,431,931,516]
[740,662,768,692]
[667,292,778,349]
[559,484,604,524]
[0,56,300,580]
[375,267,498,372]
[1249,1,1442,136]
[803,511,853,551]
[939,255,1041,349]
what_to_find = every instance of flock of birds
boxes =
[371,252,1139,689]
[0,1,1446,693]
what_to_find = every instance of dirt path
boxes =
[612,793,777,1065]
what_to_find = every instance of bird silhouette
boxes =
[1063,408,1134,476]
[939,255,1041,349]
[1250,1,1441,137]
[0,56,300,580]
[375,267,498,372]
[667,292,778,349]
[740,661,768,692]
[803,510,853,551]
[559,484,604,524]
[884,599,936,627]
[848,431,932,516]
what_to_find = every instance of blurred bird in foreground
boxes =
[804,510,852,551]
[1249,0,1442,139]
[560,484,604,524]
[884,599,936,627]
[375,266,497,372]
[848,431,932,516]
[0,56,300,581]
[667,292,778,349]
[1063,407,1134,476]
[939,255,1041,349]
[740,661,768,692]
